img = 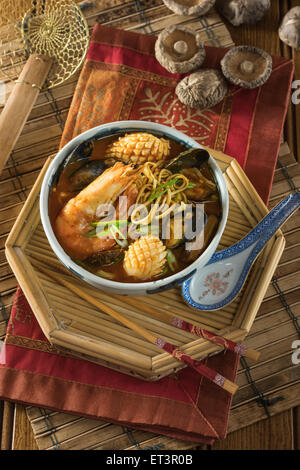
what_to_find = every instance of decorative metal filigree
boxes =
[0,0,89,88]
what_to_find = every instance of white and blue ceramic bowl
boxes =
[40,121,229,296]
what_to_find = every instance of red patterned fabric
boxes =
[1,288,238,444]
[156,337,227,389]
[0,25,294,446]
[61,25,294,204]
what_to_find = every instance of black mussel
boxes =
[163,206,206,250]
[182,167,216,201]
[69,160,112,190]
[164,216,185,250]
[52,140,96,188]
[84,249,124,267]
[165,148,210,173]
[185,214,218,263]
[63,140,95,170]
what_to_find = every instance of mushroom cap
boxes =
[175,69,228,110]
[221,45,272,89]
[155,25,206,74]
[163,0,216,17]
[216,0,270,27]
[279,6,300,51]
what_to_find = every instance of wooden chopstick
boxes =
[29,253,259,361]
[36,264,238,395]
[29,254,259,360]
[113,296,260,362]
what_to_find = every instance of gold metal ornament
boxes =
[21,0,90,88]
[0,0,33,83]
[0,0,90,174]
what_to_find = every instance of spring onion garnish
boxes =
[108,225,128,248]
[84,228,97,238]
[96,269,116,280]
[167,249,178,272]
[136,224,160,237]
[91,220,128,227]
[187,182,196,189]
[112,253,125,265]
[161,265,169,276]
[84,220,128,239]
[148,177,179,202]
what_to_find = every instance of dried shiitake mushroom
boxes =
[176,69,228,110]
[163,0,216,17]
[216,0,270,26]
[279,7,300,51]
[221,45,272,89]
[155,25,206,74]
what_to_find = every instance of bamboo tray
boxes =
[5,148,285,381]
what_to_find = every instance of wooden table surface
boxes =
[1,0,300,451]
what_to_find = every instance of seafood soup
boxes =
[50,132,222,283]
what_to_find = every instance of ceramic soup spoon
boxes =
[182,192,300,311]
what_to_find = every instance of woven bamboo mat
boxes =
[0,0,235,450]
[0,1,234,345]
[24,143,300,450]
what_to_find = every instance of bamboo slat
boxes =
[0,402,15,450]
[212,411,294,450]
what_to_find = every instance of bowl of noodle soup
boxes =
[40,121,229,296]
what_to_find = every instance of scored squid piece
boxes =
[105,132,170,164]
[123,235,167,280]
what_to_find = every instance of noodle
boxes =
[131,162,190,225]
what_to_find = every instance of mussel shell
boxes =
[163,206,207,250]
[63,140,95,170]
[51,140,95,188]
[84,249,124,267]
[185,213,218,263]
[68,160,112,190]
[164,148,209,173]
[182,167,216,201]
[164,216,185,249]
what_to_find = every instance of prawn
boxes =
[54,162,138,260]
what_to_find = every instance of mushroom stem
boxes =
[155,25,206,74]
[220,45,272,89]
[240,60,254,74]
[173,40,189,55]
